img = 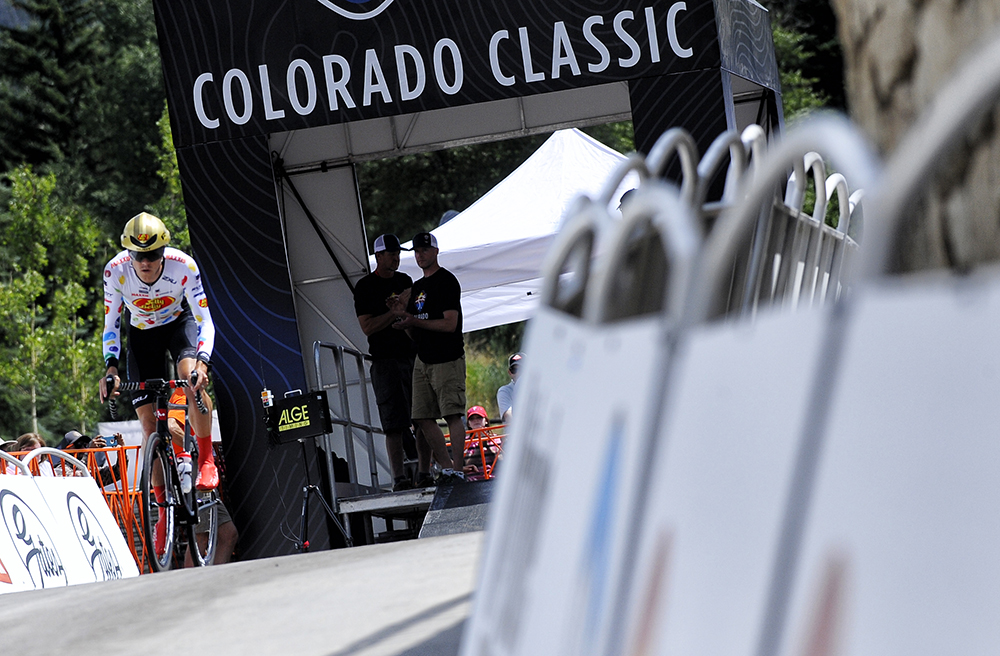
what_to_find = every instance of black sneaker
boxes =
[414,473,436,488]
[392,477,414,492]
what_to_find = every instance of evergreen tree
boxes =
[0,0,105,170]
[0,0,166,230]
[69,0,165,226]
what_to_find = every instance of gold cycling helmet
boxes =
[121,212,170,252]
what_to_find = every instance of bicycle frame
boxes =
[112,376,217,571]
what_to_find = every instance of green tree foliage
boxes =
[148,103,190,252]
[0,167,103,439]
[71,0,164,225]
[357,121,634,247]
[0,0,105,169]
[0,0,166,230]
[583,122,635,156]
[763,0,844,111]
[0,269,45,434]
[772,24,828,120]
[464,322,526,419]
[357,135,548,245]
[0,0,166,440]
[465,323,525,367]
[464,350,511,420]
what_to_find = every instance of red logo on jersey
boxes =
[134,296,175,312]
[182,276,188,285]
[104,270,110,277]
[198,298,208,308]
[104,305,110,315]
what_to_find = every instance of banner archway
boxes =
[154,0,781,558]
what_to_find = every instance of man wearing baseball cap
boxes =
[497,352,523,424]
[393,231,467,485]
[354,234,417,492]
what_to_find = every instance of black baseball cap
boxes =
[58,430,92,450]
[373,234,408,253]
[412,232,438,249]
[508,352,524,370]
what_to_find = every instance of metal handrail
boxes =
[684,114,882,326]
[21,448,90,477]
[314,341,382,492]
[334,345,380,490]
[0,450,29,475]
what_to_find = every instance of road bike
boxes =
[106,374,219,571]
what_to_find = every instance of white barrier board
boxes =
[0,476,75,593]
[35,476,140,581]
[617,306,831,656]
[778,272,1000,656]
[463,306,671,656]
[0,474,139,594]
[463,307,593,656]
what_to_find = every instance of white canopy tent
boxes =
[382,128,634,332]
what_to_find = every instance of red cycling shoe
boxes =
[196,460,219,490]
[154,513,167,555]
[195,436,218,490]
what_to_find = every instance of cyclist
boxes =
[98,213,218,552]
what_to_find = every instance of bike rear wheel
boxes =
[185,488,219,566]
[140,432,177,572]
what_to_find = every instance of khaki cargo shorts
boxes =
[411,355,466,420]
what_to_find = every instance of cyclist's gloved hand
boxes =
[189,362,210,393]
[100,370,120,403]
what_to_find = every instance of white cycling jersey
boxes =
[102,247,216,365]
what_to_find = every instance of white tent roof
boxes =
[385,128,633,332]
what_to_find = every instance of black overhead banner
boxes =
[155,0,721,147]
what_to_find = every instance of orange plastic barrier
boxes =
[446,424,507,480]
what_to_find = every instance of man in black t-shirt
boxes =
[392,232,467,485]
[355,234,418,492]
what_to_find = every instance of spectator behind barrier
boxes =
[464,406,492,481]
[0,439,16,453]
[9,433,54,476]
[497,352,523,424]
[57,431,126,486]
[467,406,489,432]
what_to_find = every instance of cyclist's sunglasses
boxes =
[130,247,165,262]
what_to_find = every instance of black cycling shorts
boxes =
[126,311,199,408]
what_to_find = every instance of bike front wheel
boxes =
[140,432,177,572]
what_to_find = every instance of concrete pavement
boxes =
[0,531,484,656]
